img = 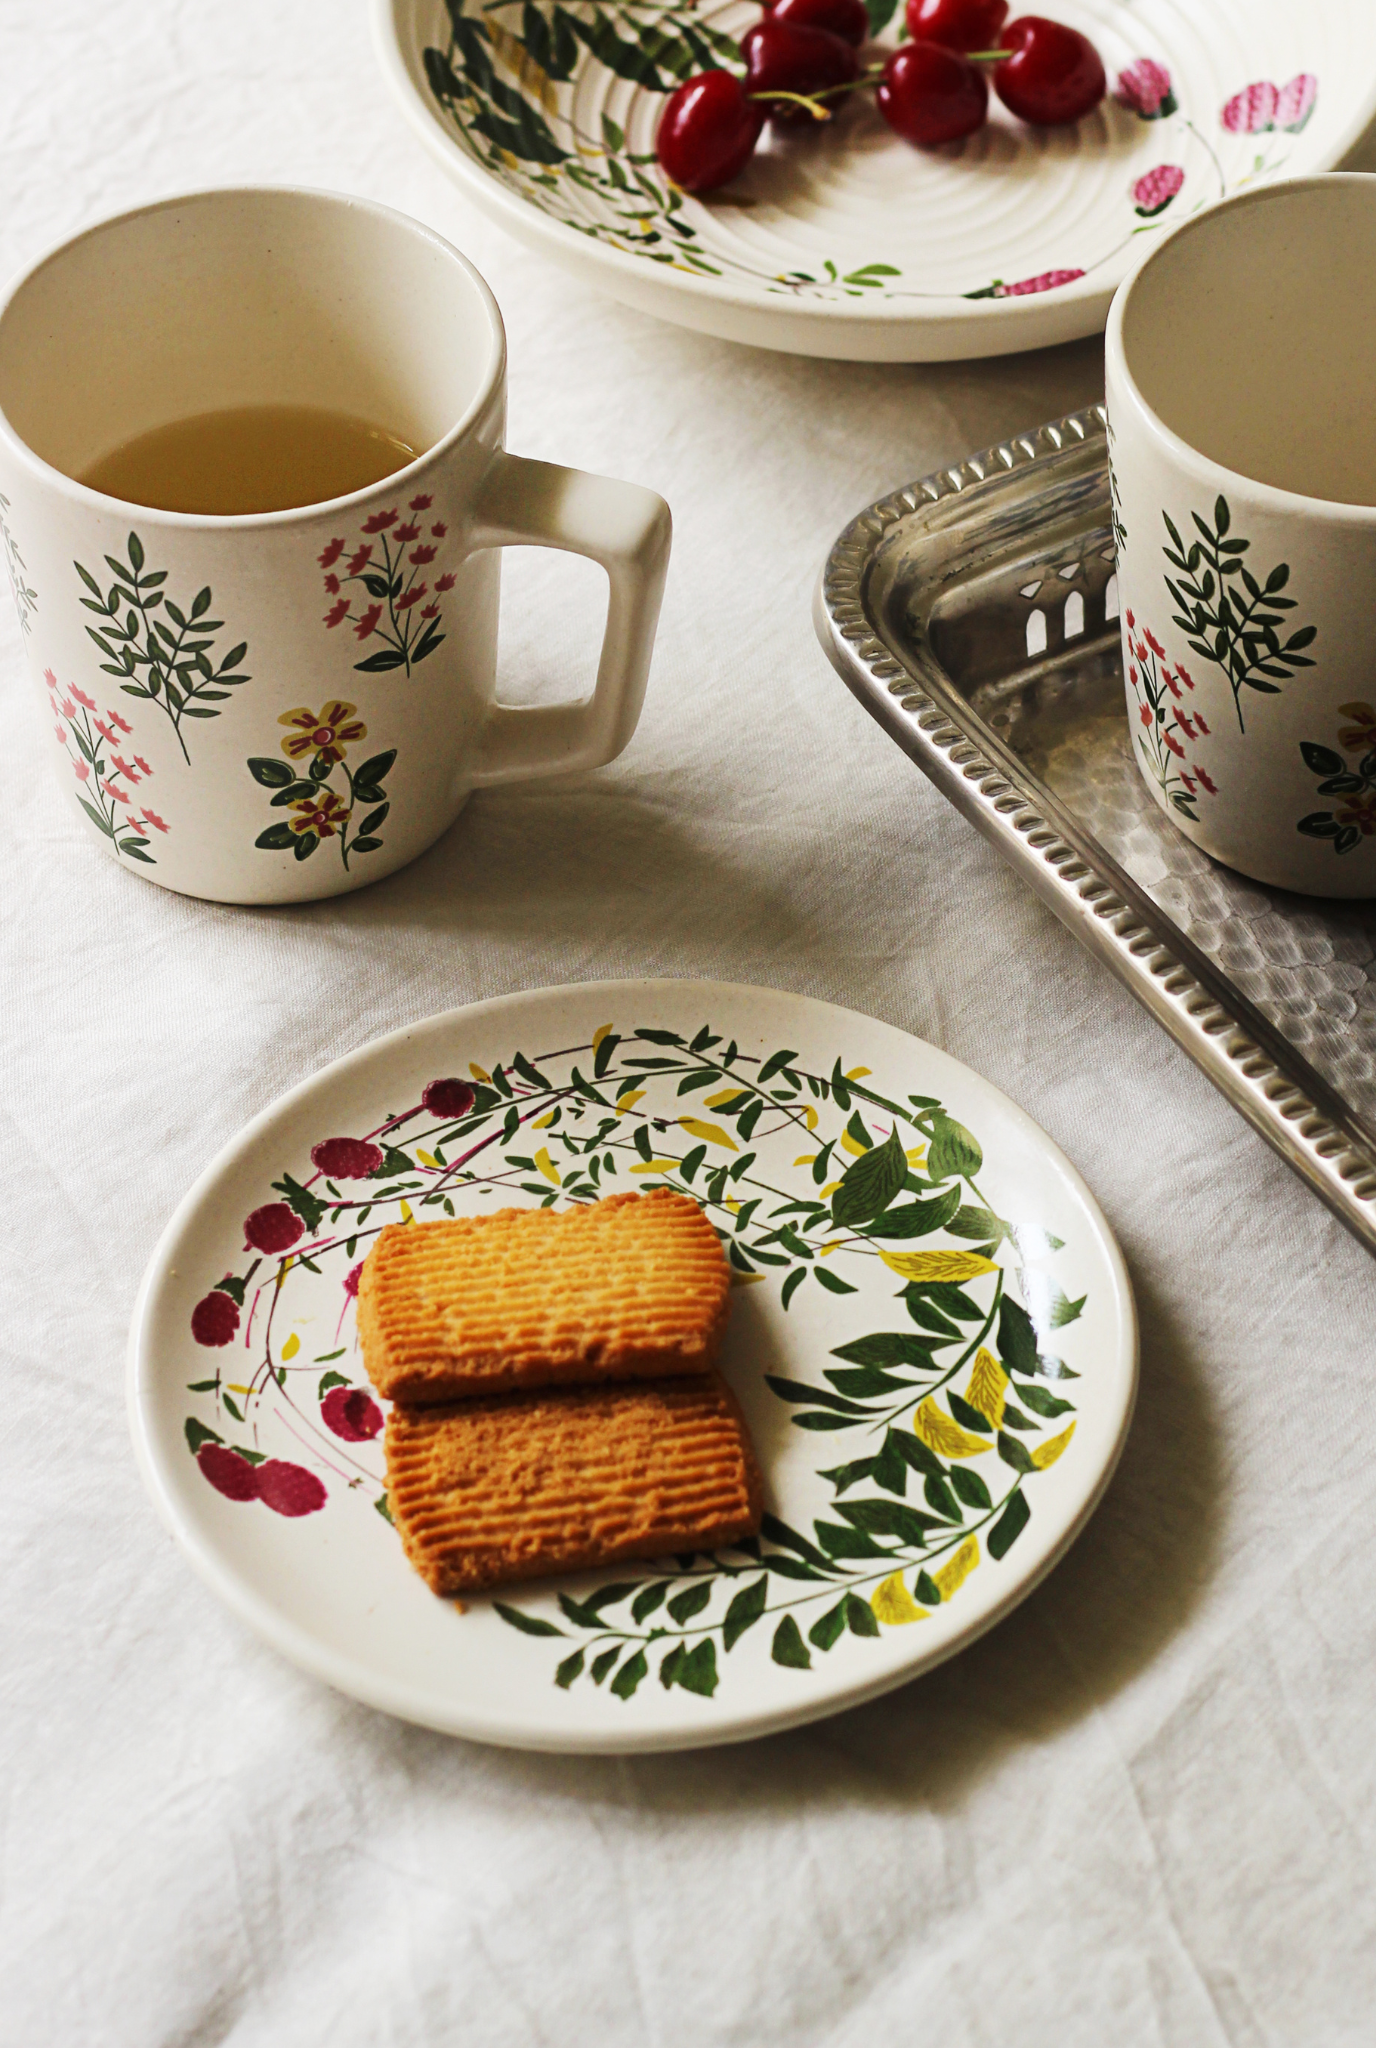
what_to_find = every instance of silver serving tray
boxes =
[815,406,1376,1256]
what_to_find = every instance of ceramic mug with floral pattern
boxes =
[0,187,671,903]
[1106,175,1376,897]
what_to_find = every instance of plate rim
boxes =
[372,0,1376,349]
[127,975,1140,1752]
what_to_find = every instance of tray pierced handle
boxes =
[816,408,1376,1258]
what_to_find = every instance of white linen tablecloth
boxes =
[3,6,1374,2042]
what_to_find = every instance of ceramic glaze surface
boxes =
[377,0,1376,361]
[127,981,1137,1752]
[1107,176,1376,896]
[0,189,670,903]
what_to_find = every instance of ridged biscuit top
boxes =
[357,1187,731,1404]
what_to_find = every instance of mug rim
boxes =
[1106,172,1376,528]
[0,184,508,531]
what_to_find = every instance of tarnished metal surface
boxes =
[816,406,1376,1254]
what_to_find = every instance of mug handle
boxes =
[464,451,671,787]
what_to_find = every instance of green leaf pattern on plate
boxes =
[182,1017,1089,1707]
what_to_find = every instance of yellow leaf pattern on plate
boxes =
[630,1159,679,1174]
[844,1066,872,1080]
[872,1572,927,1625]
[966,1347,1007,1428]
[592,1024,614,1051]
[281,1333,300,1361]
[840,1128,870,1156]
[677,1118,736,1151]
[913,1399,988,1461]
[415,1148,440,1168]
[530,1113,554,1131]
[533,1149,560,1185]
[794,1154,817,1167]
[934,1536,979,1601]
[487,22,560,114]
[615,1087,644,1111]
[1032,1422,1076,1469]
[819,1181,841,1198]
[705,1087,746,1108]
[878,1248,998,1282]
[399,1199,415,1224]
[906,1147,926,1168]
[468,1062,491,1083]
[802,1105,818,1132]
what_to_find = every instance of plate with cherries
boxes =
[377,0,1376,359]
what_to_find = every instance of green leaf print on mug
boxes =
[1296,702,1376,856]
[74,531,250,764]
[1162,496,1317,733]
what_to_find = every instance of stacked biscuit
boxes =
[357,1188,763,1596]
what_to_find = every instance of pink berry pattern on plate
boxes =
[179,1017,1092,1705]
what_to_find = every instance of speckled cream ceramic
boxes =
[0,188,670,903]
[1107,175,1376,896]
[376,0,1376,363]
[128,980,1137,1753]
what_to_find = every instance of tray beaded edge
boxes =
[815,406,1376,1257]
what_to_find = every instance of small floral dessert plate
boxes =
[374,0,1376,361]
[127,980,1137,1751]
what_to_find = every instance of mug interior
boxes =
[1119,178,1376,507]
[0,188,503,493]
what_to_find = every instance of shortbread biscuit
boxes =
[358,1188,730,1405]
[385,1374,764,1596]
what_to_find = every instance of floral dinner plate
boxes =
[374,0,1376,360]
[127,981,1137,1751]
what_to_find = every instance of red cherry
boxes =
[310,1136,383,1179]
[191,1289,239,1347]
[742,19,860,127]
[993,17,1105,124]
[321,1386,384,1442]
[422,1077,476,1118]
[255,1459,328,1517]
[904,0,1008,51]
[197,1444,260,1501]
[769,0,870,50]
[876,41,987,146]
[656,71,764,192]
[244,1202,304,1255]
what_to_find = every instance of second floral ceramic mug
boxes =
[1106,175,1376,898]
[0,187,671,903]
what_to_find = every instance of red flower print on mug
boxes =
[320,503,452,675]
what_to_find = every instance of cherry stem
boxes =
[967,48,1012,61]
[748,67,884,120]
